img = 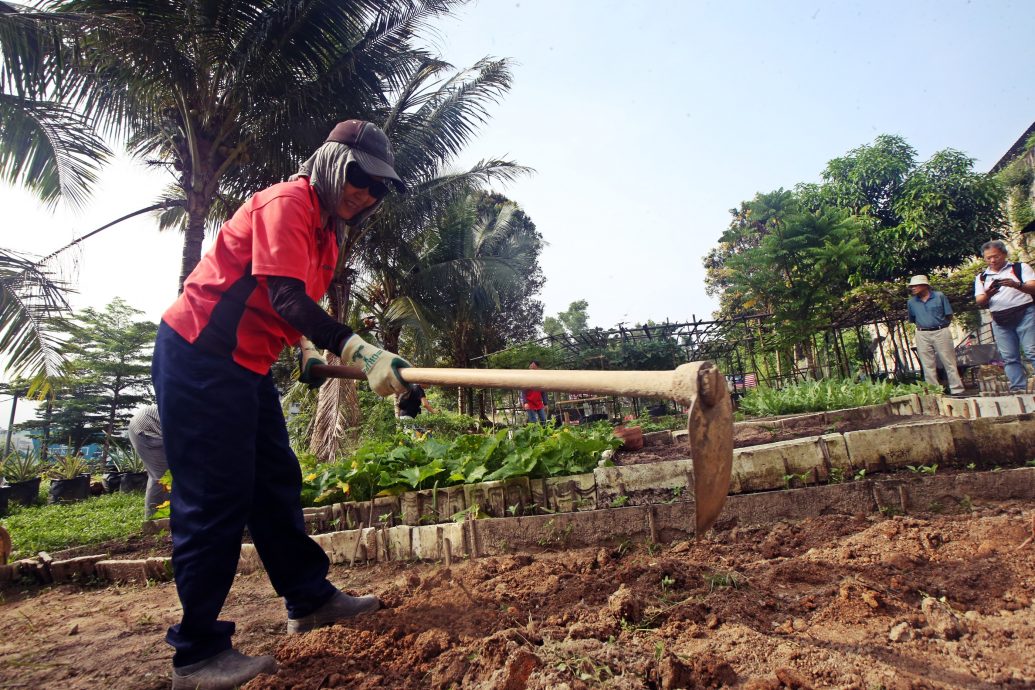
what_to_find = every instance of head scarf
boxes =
[294,142,386,232]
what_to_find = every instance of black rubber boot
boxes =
[171,648,277,690]
[286,590,381,634]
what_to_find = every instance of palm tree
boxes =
[362,195,542,415]
[0,0,464,288]
[307,58,532,458]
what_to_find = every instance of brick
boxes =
[96,559,149,583]
[145,557,173,581]
[732,439,813,492]
[544,473,597,512]
[844,421,954,472]
[49,555,108,583]
[595,459,693,507]
[411,523,463,561]
[386,525,413,561]
[465,477,531,518]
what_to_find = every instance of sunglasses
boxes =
[346,164,391,199]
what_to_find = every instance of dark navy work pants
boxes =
[153,322,336,667]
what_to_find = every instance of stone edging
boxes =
[5,395,1033,588]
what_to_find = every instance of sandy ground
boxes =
[1,499,1033,689]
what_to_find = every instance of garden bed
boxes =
[2,397,1033,687]
[0,495,1031,689]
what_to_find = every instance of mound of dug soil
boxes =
[2,502,1032,689]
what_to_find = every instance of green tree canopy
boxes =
[705,135,1005,326]
[22,298,156,458]
[800,134,1004,279]
[0,0,470,288]
[543,299,590,338]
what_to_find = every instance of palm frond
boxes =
[0,92,110,208]
[0,248,71,396]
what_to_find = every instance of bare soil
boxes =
[2,501,1033,689]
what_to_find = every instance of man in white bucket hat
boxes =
[906,275,965,395]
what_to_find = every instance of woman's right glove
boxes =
[339,334,411,396]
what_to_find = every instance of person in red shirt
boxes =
[521,360,549,424]
[153,120,410,690]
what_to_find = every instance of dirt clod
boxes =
[607,584,643,623]
[921,596,962,640]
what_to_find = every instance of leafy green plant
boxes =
[854,469,867,481]
[609,495,629,508]
[1,491,144,560]
[300,423,621,507]
[906,464,937,475]
[108,445,146,473]
[782,471,812,489]
[828,467,845,484]
[1,451,44,483]
[738,378,933,417]
[47,453,91,480]
[413,411,481,440]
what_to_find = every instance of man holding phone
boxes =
[974,240,1035,392]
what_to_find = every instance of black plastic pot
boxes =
[48,475,91,504]
[8,477,41,507]
[0,485,9,516]
[103,471,123,493]
[119,471,148,493]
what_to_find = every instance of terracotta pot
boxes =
[614,425,644,451]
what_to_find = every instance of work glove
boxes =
[339,334,411,396]
[298,338,327,389]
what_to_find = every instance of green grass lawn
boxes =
[2,484,145,561]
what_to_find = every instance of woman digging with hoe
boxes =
[154,121,410,690]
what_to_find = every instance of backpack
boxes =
[979,262,1023,284]
[980,263,1030,328]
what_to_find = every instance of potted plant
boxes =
[111,446,148,493]
[2,451,43,507]
[47,452,92,504]
[103,446,130,493]
[613,424,644,451]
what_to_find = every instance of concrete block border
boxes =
[7,396,1034,589]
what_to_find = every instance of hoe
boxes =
[312,360,733,535]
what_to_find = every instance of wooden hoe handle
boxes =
[309,361,734,535]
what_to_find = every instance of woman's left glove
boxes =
[339,334,411,396]
[298,337,328,389]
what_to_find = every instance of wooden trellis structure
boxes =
[479,305,995,392]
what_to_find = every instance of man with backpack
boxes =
[974,240,1035,392]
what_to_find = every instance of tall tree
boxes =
[543,300,590,338]
[24,298,156,457]
[402,196,542,413]
[800,134,1004,279]
[0,0,465,288]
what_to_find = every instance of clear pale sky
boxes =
[0,0,1033,414]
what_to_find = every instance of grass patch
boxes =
[1,487,144,560]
